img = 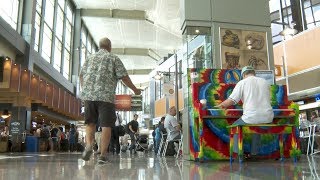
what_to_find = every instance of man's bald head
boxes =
[99,37,112,52]
[169,106,177,116]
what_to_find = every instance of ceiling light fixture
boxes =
[1,109,10,119]
[154,73,162,80]
[195,29,200,34]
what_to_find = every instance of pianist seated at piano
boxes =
[215,66,274,156]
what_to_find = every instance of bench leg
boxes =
[279,134,284,162]
[238,126,243,163]
[230,133,234,164]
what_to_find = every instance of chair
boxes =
[309,123,320,155]
[299,123,313,155]
[161,130,183,158]
[157,133,167,156]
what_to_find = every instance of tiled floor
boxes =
[0,152,319,179]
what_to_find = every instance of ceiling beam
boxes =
[127,69,152,75]
[112,48,161,61]
[112,48,149,56]
[81,9,146,20]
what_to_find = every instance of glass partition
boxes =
[182,26,212,72]
[182,26,212,109]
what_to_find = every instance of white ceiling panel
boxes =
[118,55,157,70]
[74,0,156,10]
[75,0,182,84]
[74,0,115,9]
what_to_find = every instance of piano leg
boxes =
[279,134,284,162]
[230,132,234,164]
[238,126,243,163]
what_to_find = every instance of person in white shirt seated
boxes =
[216,66,274,156]
[164,106,181,141]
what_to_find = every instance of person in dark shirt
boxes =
[128,114,139,154]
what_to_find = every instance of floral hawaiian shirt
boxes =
[80,49,128,103]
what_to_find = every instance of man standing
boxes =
[216,66,274,155]
[164,106,181,141]
[110,112,122,155]
[127,114,139,154]
[80,37,141,164]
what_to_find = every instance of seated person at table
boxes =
[216,66,274,155]
[164,106,181,141]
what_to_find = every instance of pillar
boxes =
[180,0,273,160]
[17,0,36,70]
[71,9,81,86]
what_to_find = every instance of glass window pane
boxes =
[34,13,41,51]
[54,39,62,71]
[42,24,52,62]
[269,0,281,13]
[66,4,73,21]
[58,0,64,9]
[311,0,320,5]
[313,4,320,21]
[56,7,64,40]
[81,43,86,67]
[0,0,20,30]
[65,21,72,50]
[36,0,42,12]
[305,7,315,24]
[87,39,92,54]
[304,0,311,8]
[307,22,316,29]
[45,0,55,28]
[63,49,70,79]
[81,28,87,45]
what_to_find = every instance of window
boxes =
[34,13,41,51]
[65,21,72,51]
[36,0,42,12]
[87,39,92,54]
[0,0,20,30]
[33,0,75,80]
[63,49,70,79]
[44,0,55,28]
[56,7,64,40]
[42,24,52,62]
[54,39,62,71]
[305,7,315,24]
[66,4,73,21]
[58,0,64,8]
[81,48,86,67]
[313,4,320,21]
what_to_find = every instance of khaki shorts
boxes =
[84,101,116,127]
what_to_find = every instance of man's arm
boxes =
[215,99,235,109]
[79,58,89,88]
[175,124,181,131]
[129,125,135,133]
[121,75,141,95]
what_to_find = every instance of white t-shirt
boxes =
[164,114,180,140]
[228,76,274,124]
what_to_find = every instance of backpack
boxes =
[40,128,50,138]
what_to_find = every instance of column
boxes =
[71,9,81,86]
[16,0,37,70]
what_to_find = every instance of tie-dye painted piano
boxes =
[187,68,300,161]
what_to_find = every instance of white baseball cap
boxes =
[241,66,254,78]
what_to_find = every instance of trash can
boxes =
[26,136,39,152]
